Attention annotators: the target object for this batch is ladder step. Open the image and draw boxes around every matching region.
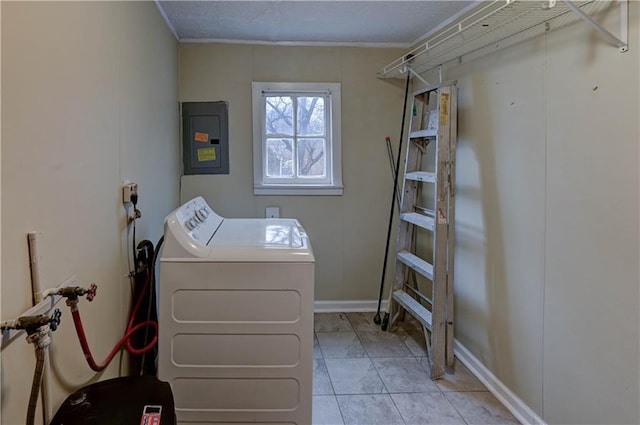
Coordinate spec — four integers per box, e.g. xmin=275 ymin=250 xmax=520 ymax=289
xmin=396 ymin=251 xmax=434 ymax=280
xmin=414 ymin=206 xmax=434 ymax=216
xmin=401 ymin=212 xmax=434 ymax=231
xmin=392 ymin=289 xmax=433 ymax=330
xmin=405 ymin=171 xmax=436 ymax=183
xmin=409 ymin=129 xmax=437 ymax=139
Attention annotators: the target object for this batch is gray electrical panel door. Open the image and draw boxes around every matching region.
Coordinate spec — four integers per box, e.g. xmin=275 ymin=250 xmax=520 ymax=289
xmin=182 ymin=102 xmax=229 ymax=175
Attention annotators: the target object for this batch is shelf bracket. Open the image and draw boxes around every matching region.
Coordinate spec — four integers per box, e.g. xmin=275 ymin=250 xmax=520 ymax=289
xmin=402 ymin=65 xmax=431 ymax=87
xmin=562 ymin=0 xmax=628 ymax=52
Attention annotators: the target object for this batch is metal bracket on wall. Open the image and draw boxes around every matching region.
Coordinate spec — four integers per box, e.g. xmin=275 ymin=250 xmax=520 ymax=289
xmin=403 ymin=66 xmax=430 ymax=87
xmin=563 ymin=0 xmax=628 ymax=52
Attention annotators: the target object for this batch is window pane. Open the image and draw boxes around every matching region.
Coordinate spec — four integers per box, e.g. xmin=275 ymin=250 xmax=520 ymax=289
xmin=265 ymin=96 xmax=293 ymax=135
xmin=266 ymin=138 xmax=293 ymax=177
xmin=297 ymin=138 xmax=326 ymax=177
xmin=297 ymin=96 xmax=325 ymax=136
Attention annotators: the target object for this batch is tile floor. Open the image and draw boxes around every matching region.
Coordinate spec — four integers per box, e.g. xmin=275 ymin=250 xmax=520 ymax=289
xmin=313 ymin=312 xmax=521 ymax=425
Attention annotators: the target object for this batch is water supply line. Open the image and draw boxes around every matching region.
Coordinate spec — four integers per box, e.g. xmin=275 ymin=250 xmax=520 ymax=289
xmin=27 ymin=328 xmax=49 ymax=425
xmin=50 ymin=280 xmax=157 ymax=372
xmin=27 ymin=231 xmax=52 ymax=424
xmin=28 ymin=233 xmax=44 ymax=305
xmin=1 ymin=310 xmax=61 ymax=425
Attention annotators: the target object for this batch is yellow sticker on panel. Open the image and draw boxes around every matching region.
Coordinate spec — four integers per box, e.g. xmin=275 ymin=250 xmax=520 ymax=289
xmin=197 ymin=147 xmax=216 ymax=162
xmin=440 ymin=93 xmax=450 ymax=125
xmin=194 ymin=132 xmax=209 ymax=142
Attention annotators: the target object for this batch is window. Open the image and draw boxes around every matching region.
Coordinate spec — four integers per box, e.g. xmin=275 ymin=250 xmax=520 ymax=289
xmin=252 ymin=82 xmax=342 ymax=195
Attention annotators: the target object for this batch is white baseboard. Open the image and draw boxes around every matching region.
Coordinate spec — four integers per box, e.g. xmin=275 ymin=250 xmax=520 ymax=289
xmin=454 ymin=340 xmax=547 ymax=425
xmin=313 ymin=302 xmax=545 ymax=425
xmin=314 ymin=299 xmax=388 ymax=313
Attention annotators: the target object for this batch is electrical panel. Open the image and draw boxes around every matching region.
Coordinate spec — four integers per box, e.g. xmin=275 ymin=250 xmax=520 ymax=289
xmin=182 ymin=102 xmax=229 ymax=175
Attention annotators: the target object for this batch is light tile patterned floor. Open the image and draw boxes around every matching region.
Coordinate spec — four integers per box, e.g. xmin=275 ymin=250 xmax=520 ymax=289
xmin=313 ymin=312 xmax=521 ymax=425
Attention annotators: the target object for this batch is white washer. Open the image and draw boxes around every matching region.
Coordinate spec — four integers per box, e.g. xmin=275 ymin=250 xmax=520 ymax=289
xmin=158 ymin=197 xmax=315 ymax=424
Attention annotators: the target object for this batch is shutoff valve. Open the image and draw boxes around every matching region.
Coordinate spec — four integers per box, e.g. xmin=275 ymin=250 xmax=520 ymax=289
xmin=0 ymin=308 xmax=62 ymax=335
xmin=65 ymin=284 xmax=97 ymax=311
xmin=42 ymin=284 xmax=98 ymax=312
xmin=46 ymin=284 xmax=97 ymax=302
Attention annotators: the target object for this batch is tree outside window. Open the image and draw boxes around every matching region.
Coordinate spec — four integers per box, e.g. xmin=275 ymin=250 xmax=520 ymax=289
xmin=264 ymin=95 xmax=327 ymax=179
xmin=252 ymin=82 xmax=342 ymax=196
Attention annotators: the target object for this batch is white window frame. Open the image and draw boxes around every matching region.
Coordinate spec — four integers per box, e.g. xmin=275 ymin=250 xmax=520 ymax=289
xmin=252 ymin=82 xmax=343 ymax=196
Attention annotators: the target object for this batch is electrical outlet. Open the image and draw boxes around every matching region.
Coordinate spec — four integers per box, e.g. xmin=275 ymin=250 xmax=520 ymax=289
xmin=265 ymin=207 xmax=279 ymax=218
xmin=123 ymin=183 xmax=138 ymax=204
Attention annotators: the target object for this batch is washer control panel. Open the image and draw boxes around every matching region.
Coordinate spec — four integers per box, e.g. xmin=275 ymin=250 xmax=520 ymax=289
xmin=174 ymin=196 xmax=223 ymax=245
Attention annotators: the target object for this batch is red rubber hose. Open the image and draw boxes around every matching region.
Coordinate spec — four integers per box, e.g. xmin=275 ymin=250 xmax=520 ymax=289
xmin=125 ymin=272 xmax=156 ymax=354
xmin=71 ymin=274 xmax=158 ymax=372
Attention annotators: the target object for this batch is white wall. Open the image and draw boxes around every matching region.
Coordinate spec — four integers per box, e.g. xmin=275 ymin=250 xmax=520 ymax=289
xmin=179 ymin=44 xmax=406 ymax=301
xmin=1 ymin=2 xmax=180 ymax=424
xmin=424 ymin=3 xmax=639 ymax=423
xmin=2 ymin=2 xmax=636 ymax=424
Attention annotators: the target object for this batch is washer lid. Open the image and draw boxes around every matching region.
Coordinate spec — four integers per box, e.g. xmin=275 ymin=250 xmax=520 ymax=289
xmin=204 ymin=218 xmax=314 ymax=262
xmin=210 ymin=218 xmax=303 ymax=248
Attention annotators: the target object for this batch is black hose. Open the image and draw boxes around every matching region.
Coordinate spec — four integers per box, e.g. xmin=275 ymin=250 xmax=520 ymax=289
xmin=132 ymin=219 xmax=137 ymax=273
xmin=139 ymin=235 xmax=164 ymax=374
xmin=374 ymin=70 xmax=412 ymax=326
xmin=131 ymin=193 xmax=140 ymax=275
xmin=27 ymin=346 xmax=46 ymax=425
xmin=152 ymin=236 xmax=164 ymax=276
xmin=149 ymin=235 xmax=164 ymax=324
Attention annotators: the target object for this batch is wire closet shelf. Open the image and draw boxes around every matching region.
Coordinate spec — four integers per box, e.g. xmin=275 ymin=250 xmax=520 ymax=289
xmin=378 ymin=0 xmax=624 ymax=79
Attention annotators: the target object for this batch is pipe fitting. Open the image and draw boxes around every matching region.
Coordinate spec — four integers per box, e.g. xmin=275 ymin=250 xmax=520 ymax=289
xmin=65 ymin=297 xmax=79 ymax=312
xmin=26 ymin=325 xmax=52 ymax=349
xmin=1 ymin=319 xmax=19 ymax=331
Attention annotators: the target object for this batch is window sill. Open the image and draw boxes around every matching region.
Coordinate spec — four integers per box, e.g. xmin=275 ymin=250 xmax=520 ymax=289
xmin=254 ymin=185 xmax=344 ymax=196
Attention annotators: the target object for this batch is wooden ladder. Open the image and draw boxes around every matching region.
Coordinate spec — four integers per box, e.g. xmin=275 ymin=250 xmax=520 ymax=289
xmin=386 ymin=81 xmax=457 ymax=379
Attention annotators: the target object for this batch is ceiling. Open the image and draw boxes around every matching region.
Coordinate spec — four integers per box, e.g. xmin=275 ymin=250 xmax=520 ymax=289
xmin=155 ymin=1 xmax=476 ymax=47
